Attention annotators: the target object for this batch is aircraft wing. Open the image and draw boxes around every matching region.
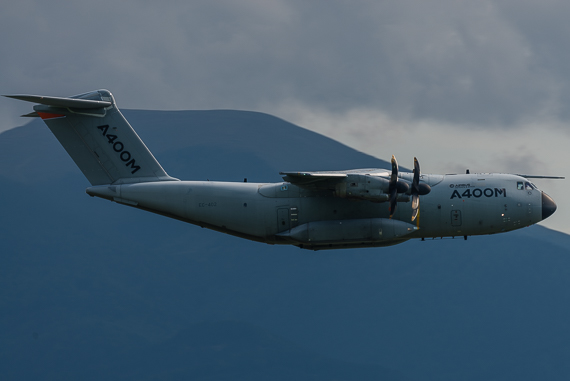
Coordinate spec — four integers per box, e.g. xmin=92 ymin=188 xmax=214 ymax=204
xmin=280 ymin=169 xmax=390 ymax=189
xmin=280 ymin=171 xmax=347 ymax=188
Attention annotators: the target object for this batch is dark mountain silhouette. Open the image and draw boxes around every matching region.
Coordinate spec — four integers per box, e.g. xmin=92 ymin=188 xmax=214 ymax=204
xmin=1 ymin=110 xmax=570 ymax=380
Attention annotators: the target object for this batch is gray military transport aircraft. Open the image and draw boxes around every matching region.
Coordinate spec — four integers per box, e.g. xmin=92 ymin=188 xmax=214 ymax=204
xmin=5 ymin=90 xmax=562 ymax=250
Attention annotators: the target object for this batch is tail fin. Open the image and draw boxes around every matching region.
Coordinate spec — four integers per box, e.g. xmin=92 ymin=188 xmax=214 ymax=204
xmin=5 ymin=90 xmax=177 ymax=185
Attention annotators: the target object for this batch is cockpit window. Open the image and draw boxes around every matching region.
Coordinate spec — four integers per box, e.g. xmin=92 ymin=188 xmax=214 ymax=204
xmin=518 ymin=181 xmax=538 ymax=190
xmin=525 ymin=182 xmax=537 ymax=190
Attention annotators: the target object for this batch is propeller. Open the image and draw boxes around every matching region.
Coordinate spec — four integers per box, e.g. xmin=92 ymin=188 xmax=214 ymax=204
xmin=388 ymin=155 xmax=430 ymax=220
xmin=388 ymin=155 xmax=398 ymax=218
xmin=410 ymin=157 xmax=431 ymax=221
xmin=388 ymin=155 xmax=409 ymax=218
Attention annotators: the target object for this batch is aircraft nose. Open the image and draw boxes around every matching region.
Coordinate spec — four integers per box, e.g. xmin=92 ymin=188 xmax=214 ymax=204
xmin=541 ymin=191 xmax=557 ymax=220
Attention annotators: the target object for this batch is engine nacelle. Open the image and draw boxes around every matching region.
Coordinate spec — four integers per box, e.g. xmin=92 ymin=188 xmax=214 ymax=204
xmin=334 ymin=175 xmax=409 ymax=202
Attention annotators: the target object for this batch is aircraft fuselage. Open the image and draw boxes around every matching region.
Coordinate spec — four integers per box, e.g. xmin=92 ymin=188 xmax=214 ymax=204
xmin=86 ymin=172 xmax=552 ymax=250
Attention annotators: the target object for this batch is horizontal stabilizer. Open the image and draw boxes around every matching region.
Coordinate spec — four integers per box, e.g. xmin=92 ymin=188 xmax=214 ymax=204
xmin=3 ymin=94 xmax=111 ymax=109
xmin=21 ymin=111 xmax=40 ymax=118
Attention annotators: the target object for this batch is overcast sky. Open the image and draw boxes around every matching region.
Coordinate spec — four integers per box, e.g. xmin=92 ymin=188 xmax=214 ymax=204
xmin=2 ymin=0 xmax=569 ymax=233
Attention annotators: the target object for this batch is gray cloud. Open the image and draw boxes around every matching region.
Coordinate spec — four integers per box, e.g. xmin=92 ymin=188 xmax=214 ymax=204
xmin=0 ymin=0 xmax=568 ymax=128
xmin=1 ymin=0 xmax=569 ymax=234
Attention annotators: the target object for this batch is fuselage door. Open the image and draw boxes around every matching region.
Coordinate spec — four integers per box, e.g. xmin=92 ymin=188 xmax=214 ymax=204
xmin=277 ymin=208 xmax=290 ymax=232
xmin=451 ymin=210 xmax=462 ymax=226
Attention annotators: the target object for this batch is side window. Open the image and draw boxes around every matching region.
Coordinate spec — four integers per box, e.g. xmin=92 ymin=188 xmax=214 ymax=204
xmin=517 ymin=182 xmax=524 ymax=190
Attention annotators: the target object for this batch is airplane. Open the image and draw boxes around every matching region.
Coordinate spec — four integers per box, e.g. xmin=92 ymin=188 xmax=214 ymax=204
xmin=5 ymin=89 xmax=562 ymax=250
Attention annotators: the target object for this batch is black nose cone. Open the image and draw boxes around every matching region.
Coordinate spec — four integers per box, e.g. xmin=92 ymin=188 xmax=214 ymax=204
xmin=542 ymin=192 xmax=557 ymax=220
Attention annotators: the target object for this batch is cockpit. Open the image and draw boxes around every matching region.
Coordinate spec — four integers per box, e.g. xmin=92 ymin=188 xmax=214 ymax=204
xmin=517 ymin=181 xmax=538 ymax=191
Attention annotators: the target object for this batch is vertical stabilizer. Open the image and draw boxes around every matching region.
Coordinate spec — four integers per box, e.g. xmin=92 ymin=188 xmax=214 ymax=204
xmin=5 ymin=90 xmax=177 ymax=186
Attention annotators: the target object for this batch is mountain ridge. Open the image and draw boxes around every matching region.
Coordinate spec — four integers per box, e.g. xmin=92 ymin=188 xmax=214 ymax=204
xmin=1 ymin=110 xmax=570 ymax=380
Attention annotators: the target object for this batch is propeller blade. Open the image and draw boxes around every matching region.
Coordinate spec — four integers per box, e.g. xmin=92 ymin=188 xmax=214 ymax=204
xmin=389 ymin=155 xmax=398 ymax=218
xmin=411 ymin=203 xmax=419 ymax=221
xmin=390 ymin=155 xmax=398 ymax=184
xmin=411 ymin=193 xmax=419 ymax=211
xmin=411 ymin=157 xmax=420 ymax=221
xmin=412 ymin=157 xmax=420 ymax=193
xmin=389 ymin=191 xmax=398 ymax=218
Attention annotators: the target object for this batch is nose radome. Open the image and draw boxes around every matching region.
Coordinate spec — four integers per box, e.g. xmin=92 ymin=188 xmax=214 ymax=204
xmin=542 ymin=191 xmax=557 ymax=220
